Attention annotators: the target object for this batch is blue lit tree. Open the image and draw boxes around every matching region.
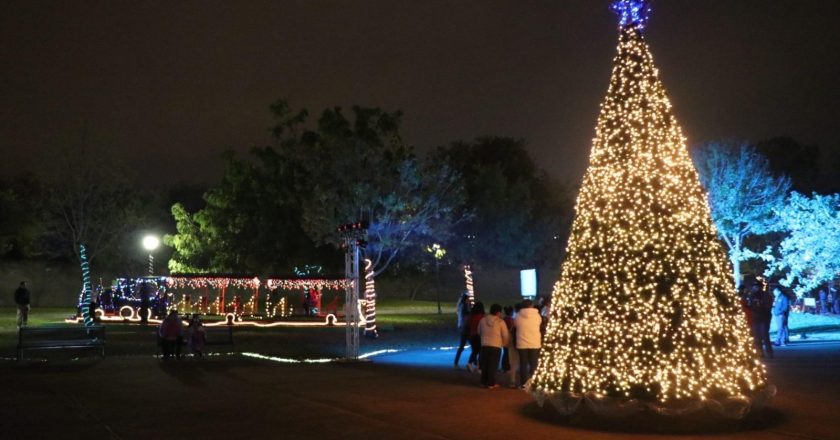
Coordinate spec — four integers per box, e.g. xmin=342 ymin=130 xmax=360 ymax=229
xmin=692 ymin=141 xmax=790 ymax=287
xmin=767 ymin=192 xmax=840 ymax=297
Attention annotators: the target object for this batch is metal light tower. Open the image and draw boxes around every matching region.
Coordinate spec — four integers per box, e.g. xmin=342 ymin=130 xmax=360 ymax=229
xmin=338 ymin=222 xmax=367 ymax=360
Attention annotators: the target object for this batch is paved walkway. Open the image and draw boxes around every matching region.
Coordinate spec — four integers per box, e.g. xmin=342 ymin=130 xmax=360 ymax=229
xmin=1 ymin=342 xmax=839 ymax=439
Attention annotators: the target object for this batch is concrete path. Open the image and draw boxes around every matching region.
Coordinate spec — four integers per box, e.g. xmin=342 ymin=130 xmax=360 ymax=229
xmin=1 ymin=341 xmax=839 ymax=439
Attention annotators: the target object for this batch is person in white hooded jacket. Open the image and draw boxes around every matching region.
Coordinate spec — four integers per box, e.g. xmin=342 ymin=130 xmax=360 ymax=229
xmin=513 ymin=299 xmax=542 ymax=388
xmin=477 ymin=303 xmax=509 ymax=389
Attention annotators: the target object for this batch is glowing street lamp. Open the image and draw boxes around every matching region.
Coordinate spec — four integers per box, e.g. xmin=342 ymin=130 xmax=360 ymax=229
xmin=142 ymin=235 xmax=160 ymax=276
xmin=426 ymin=243 xmax=447 ymax=314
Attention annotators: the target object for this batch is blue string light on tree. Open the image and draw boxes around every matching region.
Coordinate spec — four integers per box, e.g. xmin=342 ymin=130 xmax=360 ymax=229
xmin=79 ymin=244 xmax=95 ymax=327
xmin=610 ymin=0 xmax=652 ymax=29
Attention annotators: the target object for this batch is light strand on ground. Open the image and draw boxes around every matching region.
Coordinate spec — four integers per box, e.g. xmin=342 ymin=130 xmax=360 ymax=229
xmin=65 ymin=310 xmax=360 ymax=327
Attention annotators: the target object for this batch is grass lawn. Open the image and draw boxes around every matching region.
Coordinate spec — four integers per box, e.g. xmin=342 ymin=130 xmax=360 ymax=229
xmin=0 ymin=301 xmax=461 ymax=361
xmin=4 ymin=301 xmax=839 ymax=362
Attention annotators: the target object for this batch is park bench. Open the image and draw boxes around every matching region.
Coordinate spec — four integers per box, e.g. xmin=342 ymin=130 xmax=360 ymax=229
xmin=17 ymin=325 xmax=106 ymax=361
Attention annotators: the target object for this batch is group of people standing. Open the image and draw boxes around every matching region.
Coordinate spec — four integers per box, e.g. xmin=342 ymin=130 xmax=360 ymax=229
xmin=817 ymin=289 xmax=840 ymax=315
xmin=740 ymin=282 xmax=795 ymax=359
xmin=454 ymin=293 xmax=546 ymax=389
xmin=158 ymin=310 xmax=207 ymax=360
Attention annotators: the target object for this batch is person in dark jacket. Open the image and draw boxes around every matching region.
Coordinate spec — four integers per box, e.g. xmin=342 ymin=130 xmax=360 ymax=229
xmin=773 ymin=288 xmax=791 ymax=346
xmin=14 ymin=281 xmax=31 ymax=328
xmin=453 ymin=292 xmax=472 ymax=368
xmin=819 ymin=289 xmax=828 ymax=314
xmin=139 ymin=282 xmax=152 ymax=324
xmin=750 ymin=283 xmax=773 ymax=358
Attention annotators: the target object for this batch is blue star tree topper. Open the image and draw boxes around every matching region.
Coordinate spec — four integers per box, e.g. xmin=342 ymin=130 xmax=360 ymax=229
xmin=610 ymin=0 xmax=652 ymax=29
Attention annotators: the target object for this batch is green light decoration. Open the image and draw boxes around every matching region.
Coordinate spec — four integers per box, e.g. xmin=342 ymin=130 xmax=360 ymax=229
xmin=293 ymin=265 xmax=324 ymax=276
xmin=79 ymin=244 xmax=95 ymax=327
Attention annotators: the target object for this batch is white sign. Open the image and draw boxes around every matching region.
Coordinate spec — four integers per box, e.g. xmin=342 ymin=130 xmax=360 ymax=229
xmin=520 ymin=269 xmax=537 ymax=298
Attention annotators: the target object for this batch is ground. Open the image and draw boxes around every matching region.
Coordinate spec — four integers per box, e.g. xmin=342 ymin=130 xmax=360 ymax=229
xmin=2 ymin=305 xmax=840 ymax=440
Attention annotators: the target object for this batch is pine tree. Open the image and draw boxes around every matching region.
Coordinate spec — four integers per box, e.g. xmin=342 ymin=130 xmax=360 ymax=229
xmin=530 ymin=0 xmax=773 ymax=417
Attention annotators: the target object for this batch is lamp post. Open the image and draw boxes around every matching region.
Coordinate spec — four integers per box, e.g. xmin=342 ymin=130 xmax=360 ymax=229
xmin=426 ymin=243 xmax=446 ymax=315
xmin=142 ymin=235 xmax=160 ymax=276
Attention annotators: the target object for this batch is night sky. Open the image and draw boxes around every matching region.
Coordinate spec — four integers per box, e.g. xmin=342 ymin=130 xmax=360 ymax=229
xmin=2 ymin=0 xmax=838 ymax=186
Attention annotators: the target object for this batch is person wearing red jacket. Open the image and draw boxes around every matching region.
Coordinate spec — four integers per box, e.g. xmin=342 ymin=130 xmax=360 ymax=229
xmin=159 ymin=310 xmax=184 ymax=360
xmin=465 ymin=302 xmax=485 ymax=373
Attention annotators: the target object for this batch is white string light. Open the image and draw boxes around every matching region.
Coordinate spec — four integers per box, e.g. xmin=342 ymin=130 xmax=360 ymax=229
xmin=529 ymin=4 xmax=771 ymax=417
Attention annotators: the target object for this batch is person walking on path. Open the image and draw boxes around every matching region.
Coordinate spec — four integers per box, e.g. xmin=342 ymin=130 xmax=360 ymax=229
xmin=159 ymin=310 xmax=184 ymax=360
xmin=465 ymin=301 xmax=485 ymax=373
xmin=514 ymin=299 xmax=542 ymax=388
xmin=773 ymin=288 xmax=791 ymax=346
xmin=453 ymin=292 xmax=472 ymax=368
xmin=477 ymin=303 xmax=509 ymax=389
xmin=14 ymin=281 xmax=31 ymax=328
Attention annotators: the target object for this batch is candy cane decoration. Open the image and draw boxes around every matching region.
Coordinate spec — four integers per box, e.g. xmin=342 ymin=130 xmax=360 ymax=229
xmin=464 ymin=265 xmax=475 ymax=307
xmin=79 ymin=244 xmax=95 ymax=327
xmin=363 ymin=258 xmax=378 ymax=338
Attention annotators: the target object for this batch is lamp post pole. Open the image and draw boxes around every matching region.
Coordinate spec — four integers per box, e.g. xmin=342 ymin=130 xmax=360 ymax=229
xmin=435 ymin=257 xmax=441 ymax=314
xmin=426 ymin=243 xmax=446 ymax=315
xmin=142 ymin=235 xmax=160 ymax=276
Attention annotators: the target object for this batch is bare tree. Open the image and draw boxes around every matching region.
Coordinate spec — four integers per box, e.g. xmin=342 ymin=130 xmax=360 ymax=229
xmin=692 ymin=141 xmax=791 ymax=287
xmin=40 ymin=132 xmax=145 ymax=265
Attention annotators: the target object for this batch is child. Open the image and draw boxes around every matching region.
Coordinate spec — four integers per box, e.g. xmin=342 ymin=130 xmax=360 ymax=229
xmin=503 ymin=305 xmax=520 ymax=388
xmin=188 ymin=314 xmax=207 ymax=358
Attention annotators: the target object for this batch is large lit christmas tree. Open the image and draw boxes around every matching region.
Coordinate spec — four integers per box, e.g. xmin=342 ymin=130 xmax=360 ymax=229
xmin=530 ymin=0 xmax=774 ymax=418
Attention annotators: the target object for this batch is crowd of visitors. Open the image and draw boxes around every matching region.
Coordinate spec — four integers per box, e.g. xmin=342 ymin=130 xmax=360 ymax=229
xmin=158 ymin=310 xmax=206 ymax=360
xmin=738 ymin=281 xmax=821 ymax=357
xmin=454 ymin=295 xmax=547 ymax=389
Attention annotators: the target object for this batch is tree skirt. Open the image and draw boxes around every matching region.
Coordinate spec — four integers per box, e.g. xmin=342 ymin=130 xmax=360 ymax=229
xmin=528 ymin=384 xmax=776 ymax=419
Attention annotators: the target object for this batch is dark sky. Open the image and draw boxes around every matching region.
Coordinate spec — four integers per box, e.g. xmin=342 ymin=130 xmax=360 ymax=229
xmin=2 ymin=0 xmax=839 ymax=186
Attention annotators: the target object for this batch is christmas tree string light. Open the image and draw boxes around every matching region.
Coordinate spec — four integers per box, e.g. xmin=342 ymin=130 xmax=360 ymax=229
xmin=529 ymin=0 xmax=774 ymax=418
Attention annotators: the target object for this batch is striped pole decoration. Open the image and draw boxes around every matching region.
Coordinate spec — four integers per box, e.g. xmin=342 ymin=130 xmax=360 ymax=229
xmin=363 ymin=258 xmax=378 ymax=338
xmin=79 ymin=244 xmax=95 ymax=327
xmin=464 ymin=265 xmax=475 ymax=307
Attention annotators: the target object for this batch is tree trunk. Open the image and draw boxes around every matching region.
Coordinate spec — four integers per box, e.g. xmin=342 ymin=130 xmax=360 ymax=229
xmin=730 ymin=235 xmax=742 ymax=289
xmin=731 ymin=254 xmax=741 ymax=289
